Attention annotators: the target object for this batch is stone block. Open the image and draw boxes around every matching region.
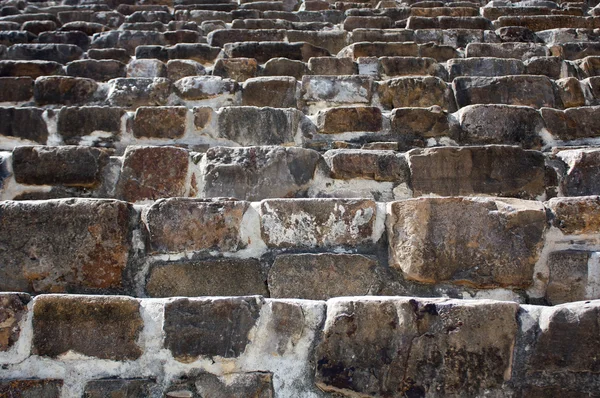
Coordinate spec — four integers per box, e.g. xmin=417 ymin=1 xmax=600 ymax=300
xmin=0 ymin=199 xmax=132 ymax=293
xmin=555 ymin=77 xmax=585 ymax=108
xmin=541 ymin=106 xmax=600 ymax=140
xmin=107 ymin=78 xmax=170 ymax=107
xmin=447 ymin=57 xmax=525 ymax=80
xmin=166 ymin=59 xmax=206 ymax=81
xmin=167 ymin=43 xmax=221 ymax=64
xmin=315 ymin=297 xmax=518 ymax=396
xmin=56 ymin=106 xmax=125 ymax=144
xmin=302 ymin=75 xmax=373 ymax=104
xmin=0 ymin=293 xmax=30 ymax=352
xmin=376 ymin=76 xmax=455 ymax=110
xmin=164 ymin=296 xmax=263 ymax=361
xmin=32 ymin=295 xmax=143 ymax=360
xmin=5 ymin=44 xmax=83 ymax=64
xmin=546 ymin=251 xmax=595 ymax=305
xmin=379 ymin=56 xmax=447 ymax=79
xmin=132 ymin=106 xmax=188 ymax=139
xmin=269 ymin=254 xmax=382 ymax=300
xmin=260 ymin=199 xmax=377 ymax=248
xmin=66 ymin=59 xmax=126 ymax=82
xmin=0 ymin=379 xmax=63 ymax=398
xmin=116 ymin=146 xmax=189 ymax=202
xmin=0 ymin=107 xmax=48 ymax=144
xmin=167 ymin=371 xmax=273 ymax=398
xmin=465 ymin=42 xmax=550 ymax=60
xmin=241 ymin=76 xmax=297 ymax=108
xmin=263 ymin=57 xmax=309 ymax=79
xmin=83 ymin=379 xmax=156 ymax=398
xmin=338 ymin=42 xmax=419 ymax=59
xmin=201 ymin=146 xmax=320 ymax=200
xmin=0 ymin=77 xmax=33 ymax=102
xmin=173 ymin=75 xmax=238 ymax=101
xmin=556 ymin=149 xmax=600 ymax=196
xmin=390 ymin=106 xmax=450 ymax=139
xmin=547 ymin=196 xmax=600 ymax=235
xmin=317 ymin=106 xmax=382 ymax=133
xmin=33 ymin=76 xmax=97 ymax=105
xmin=146 ymin=258 xmax=267 ymax=297
xmin=387 ymin=197 xmax=546 ymax=287
xmin=308 ymin=57 xmax=356 ymax=76
xmin=323 ymin=149 xmax=408 ymax=182
xmin=222 ymin=41 xmax=329 ymax=63
xmin=213 ymin=58 xmax=258 ymax=82
xmin=126 ymin=58 xmax=167 ymax=78
xmin=12 ymin=146 xmax=109 ymax=187
xmin=0 ymin=60 xmax=64 ymax=79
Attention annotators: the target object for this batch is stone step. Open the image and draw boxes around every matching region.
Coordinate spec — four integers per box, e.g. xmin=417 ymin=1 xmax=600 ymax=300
xmin=0 ymin=294 xmax=599 ymax=396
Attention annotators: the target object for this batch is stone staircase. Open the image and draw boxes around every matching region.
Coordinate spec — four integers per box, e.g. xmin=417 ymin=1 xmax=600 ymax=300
xmin=1 ymin=0 xmax=600 ymax=395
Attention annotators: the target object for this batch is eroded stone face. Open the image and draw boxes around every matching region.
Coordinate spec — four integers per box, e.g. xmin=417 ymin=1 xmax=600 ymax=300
xmin=269 ymin=254 xmax=382 ymax=300
xmin=323 ymin=149 xmax=409 ymax=182
xmin=83 ymin=379 xmax=156 ymax=398
xmin=164 ymin=296 xmax=263 ymax=361
xmin=202 ymin=146 xmax=320 ymax=200
xmin=556 ymin=149 xmax=600 ymax=196
xmin=547 ymin=196 xmax=600 ymax=235
xmin=315 ymin=297 xmax=518 ymax=397
xmin=167 ymin=371 xmax=274 ymax=398
xmin=0 ymin=199 xmax=132 ymax=294
xmin=0 ymin=293 xmax=30 ymax=352
xmin=546 ymin=251 xmax=593 ymax=305
xmin=316 ymin=106 xmax=382 ymax=134
xmin=32 ymin=295 xmax=143 ymax=360
xmin=387 ymin=197 xmax=547 ymax=287
xmin=0 ymin=379 xmax=63 ymax=398
xmin=132 ymin=106 xmax=188 ymax=139
xmin=376 ymin=76 xmax=455 ymax=110
xmin=260 ymin=199 xmax=377 ymax=248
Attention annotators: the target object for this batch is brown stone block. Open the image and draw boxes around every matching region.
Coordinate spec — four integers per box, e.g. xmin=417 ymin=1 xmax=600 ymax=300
xmin=323 ymin=149 xmax=408 ymax=182
xmin=0 ymin=293 xmax=30 ymax=352
xmin=317 ymin=106 xmax=382 ymax=134
xmin=132 ymin=106 xmax=187 ymax=139
xmin=547 ymin=196 xmax=600 ymax=234
xmin=242 ymin=77 xmax=297 ymax=108
xmin=377 ymin=76 xmax=455 ymax=110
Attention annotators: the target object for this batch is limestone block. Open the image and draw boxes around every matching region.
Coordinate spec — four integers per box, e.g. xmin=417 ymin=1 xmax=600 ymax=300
xmin=33 ymin=76 xmax=97 ymax=105
xmin=132 ymin=106 xmax=188 ymax=139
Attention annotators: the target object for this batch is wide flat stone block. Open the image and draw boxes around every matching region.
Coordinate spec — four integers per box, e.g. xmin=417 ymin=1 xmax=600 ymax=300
xmin=201 ymin=146 xmax=320 ymax=200
xmin=338 ymin=42 xmax=419 ymax=59
xmin=378 ymin=56 xmax=447 ymax=79
xmin=408 ymin=146 xmax=546 ymax=199
xmin=56 ymin=106 xmax=125 ymax=144
xmin=376 ymin=76 xmax=455 ymax=110
xmin=323 ymin=149 xmax=409 ymax=182
xmin=0 ymin=293 xmax=30 ymax=352
xmin=83 ymin=379 xmax=156 ymax=398
xmin=0 ymin=379 xmax=63 ymax=398
xmin=146 ymin=258 xmax=267 ymax=297
xmin=132 ymin=106 xmax=187 ymax=139
xmin=315 ymin=297 xmax=518 ymax=397
xmin=167 ymin=371 xmax=274 ymax=398
xmin=541 ymin=106 xmax=600 ymax=141
xmin=387 ymin=197 xmax=547 ymax=287
xmin=546 ymin=196 xmax=600 ymax=235
xmin=116 ymin=146 xmax=189 ymax=202
xmin=316 ymin=106 xmax=382 ymax=134
xmin=390 ymin=106 xmax=450 ymax=139
xmin=32 ymin=295 xmax=143 ymax=360
xmin=260 ymin=198 xmax=377 ymax=248
xmin=465 ymin=42 xmax=550 ymax=60
xmin=269 ymin=254 xmax=382 ymax=300
xmin=0 ymin=77 xmax=33 ymax=102
xmin=66 ymin=59 xmax=126 ymax=82
xmin=0 ymin=107 xmax=48 ymax=144
xmin=222 ymin=41 xmax=329 ymax=63
xmin=5 ymin=43 xmax=83 ymax=64
xmin=143 ymin=198 xmax=249 ymax=253
xmin=213 ymin=57 xmax=257 ymax=82
xmin=12 ymin=146 xmax=109 ymax=187
xmin=106 ymin=77 xmax=170 ymax=107
xmin=301 ymin=75 xmax=373 ymax=104
xmin=173 ymin=75 xmax=238 ymax=101
xmin=241 ymin=76 xmax=297 ymax=108
xmin=456 ymin=104 xmax=544 ymax=148
xmin=453 ymin=76 xmax=556 ymax=109
xmin=555 ymin=149 xmax=600 ymax=196
xmin=164 ymin=296 xmax=263 ymax=361
xmin=0 ymin=60 xmax=64 ymax=79
xmin=0 ymin=199 xmax=132 ymax=294
xmin=447 ymin=57 xmax=526 ymax=80
xmin=33 ymin=76 xmax=97 ymax=105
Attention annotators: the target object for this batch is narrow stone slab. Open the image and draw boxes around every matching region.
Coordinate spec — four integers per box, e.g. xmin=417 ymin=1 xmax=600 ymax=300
xmin=32 ymin=295 xmax=143 ymax=360
xmin=260 ymin=199 xmax=377 ymax=248
xmin=84 ymin=379 xmax=156 ymax=398
xmin=387 ymin=197 xmax=547 ymax=287
xmin=167 ymin=371 xmax=274 ymax=398
xmin=164 ymin=296 xmax=263 ymax=361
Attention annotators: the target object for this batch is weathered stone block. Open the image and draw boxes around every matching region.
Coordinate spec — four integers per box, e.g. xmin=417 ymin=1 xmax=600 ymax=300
xmin=107 ymin=78 xmax=170 ymax=107
xmin=202 ymin=146 xmax=319 ymax=200
xmin=379 ymin=56 xmax=447 ymax=79
xmin=0 ymin=77 xmax=33 ymax=102
xmin=126 ymin=58 xmax=167 ymax=78
xmin=0 ymin=107 xmax=48 ymax=144
xmin=302 ymin=75 xmax=373 ymax=104
xmin=241 ymin=76 xmax=297 ymax=108
xmin=0 ymin=60 xmax=64 ymax=79
xmin=317 ymin=106 xmax=382 ymax=134
xmin=213 ymin=57 xmax=258 ymax=82
xmin=116 ymin=146 xmax=189 ymax=202
xmin=547 ymin=196 xmax=600 ymax=235
xmin=323 ymin=149 xmax=408 ymax=182
xmin=338 ymin=42 xmax=419 ymax=59
xmin=556 ymin=149 xmax=600 ymax=196
xmin=32 ymin=295 xmax=143 ymax=360
xmin=91 ymin=30 xmax=166 ymax=54
xmin=456 ymin=104 xmax=544 ymax=148
xmin=56 ymin=106 xmax=125 ymax=144
xmin=217 ymin=107 xmax=305 ymax=146
xmin=164 ymin=296 xmax=263 ymax=361
xmin=83 ymin=379 xmax=156 ymax=398
xmin=453 ymin=76 xmax=556 ymax=109
xmin=308 ymin=57 xmax=356 ymax=76
xmin=447 ymin=57 xmax=526 ymax=80
xmin=166 ymin=59 xmax=206 ymax=81
xmin=0 ymin=199 xmax=132 ymax=293
xmin=0 ymin=293 xmax=30 ymax=352
xmin=33 ymin=76 xmax=97 ymax=105
xmin=263 ymin=57 xmax=309 ymax=79
xmin=167 ymin=371 xmax=274 ymax=398
xmin=143 ymin=198 xmax=249 ymax=253
xmin=222 ymin=41 xmax=329 ymax=63
xmin=132 ymin=106 xmax=187 ymax=139
xmin=173 ymin=75 xmax=238 ymax=101
xmin=38 ymin=31 xmax=90 ymax=52
xmin=377 ymin=76 xmax=455 ymax=110
xmin=390 ymin=106 xmax=450 ymax=138
xmin=407 ymin=146 xmax=546 ymax=199
xmin=555 ymin=77 xmax=585 ymax=108
xmin=207 ymin=29 xmax=286 ymax=48
xmin=12 ymin=146 xmax=109 ymax=187
xmin=465 ymin=42 xmax=550 ymax=60
xmin=546 ymin=251 xmax=595 ymax=305
xmin=269 ymin=254 xmax=382 ymax=300
xmin=315 ymin=297 xmax=518 ymax=397
xmin=146 ymin=258 xmax=267 ymax=297
xmin=260 ymin=199 xmax=377 ymax=248
xmin=66 ymin=59 xmax=126 ymax=82
xmin=343 ymin=16 xmax=392 ymax=31
xmin=5 ymin=44 xmax=83 ymax=64
xmin=0 ymin=379 xmax=63 ymax=398
xmin=388 ymin=197 xmax=546 ymax=287
xmin=541 ymin=106 xmax=600 ymax=140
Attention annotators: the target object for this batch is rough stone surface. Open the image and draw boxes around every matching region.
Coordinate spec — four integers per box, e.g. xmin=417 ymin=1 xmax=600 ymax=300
xmin=167 ymin=371 xmax=274 ymax=398
xmin=0 ymin=107 xmax=48 ymax=144
xmin=116 ymin=146 xmax=189 ymax=202
xmin=315 ymin=297 xmax=518 ymax=397
xmin=143 ymin=198 xmax=249 ymax=253
xmin=546 ymin=250 xmax=593 ymax=305
xmin=32 ymin=295 xmax=143 ymax=360
xmin=173 ymin=75 xmax=237 ymax=101
xmin=0 ymin=293 xmax=30 ymax=352
xmin=56 ymin=106 xmax=125 ymax=144
xmin=390 ymin=106 xmax=449 ymax=140
xmin=107 ymin=77 xmax=170 ymax=107
xmin=213 ymin=57 xmax=258 ymax=82
xmin=388 ymin=197 xmax=547 ymax=287
xmin=447 ymin=57 xmax=525 ymax=80
xmin=202 ymin=146 xmax=320 ymax=200
xmin=376 ymin=76 xmax=455 ymax=110
xmin=260 ymin=199 xmax=377 ymax=248
xmin=302 ymin=75 xmax=373 ymax=104
xmin=0 ymin=77 xmax=33 ymax=102
xmin=324 ymin=149 xmax=409 ymax=182
xmin=83 ymin=379 xmax=156 ymax=398
xmin=408 ymin=146 xmax=546 ymax=199
xmin=542 ymin=107 xmax=600 ymax=140
xmin=0 ymin=379 xmax=63 ymax=398
xmin=0 ymin=60 xmax=64 ymax=79
xmin=146 ymin=258 xmax=267 ymax=297
xmin=241 ymin=77 xmax=297 ymax=108
xmin=547 ymin=196 xmax=600 ymax=235
xmin=317 ymin=106 xmax=382 ymax=134
xmin=12 ymin=146 xmax=109 ymax=187
xmin=132 ymin=106 xmax=187 ymax=139
xmin=66 ymin=59 xmax=126 ymax=82
xmin=556 ymin=149 xmax=600 ymax=196
xmin=269 ymin=254 xmax=382 ymax=300
xmin=33 ymin=76 xmax=97 ymax=105
xmin=0 ymin=199 xmax=132 ymax=294
xmin=164 ymin=296 xmax=263 ymax=361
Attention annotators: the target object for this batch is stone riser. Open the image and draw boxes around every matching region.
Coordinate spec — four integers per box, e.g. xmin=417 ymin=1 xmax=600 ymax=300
xmin=0 ymin=294 xmax=598 ymax=397
xmin=0 ymin=195 xmax=599 ymax=304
